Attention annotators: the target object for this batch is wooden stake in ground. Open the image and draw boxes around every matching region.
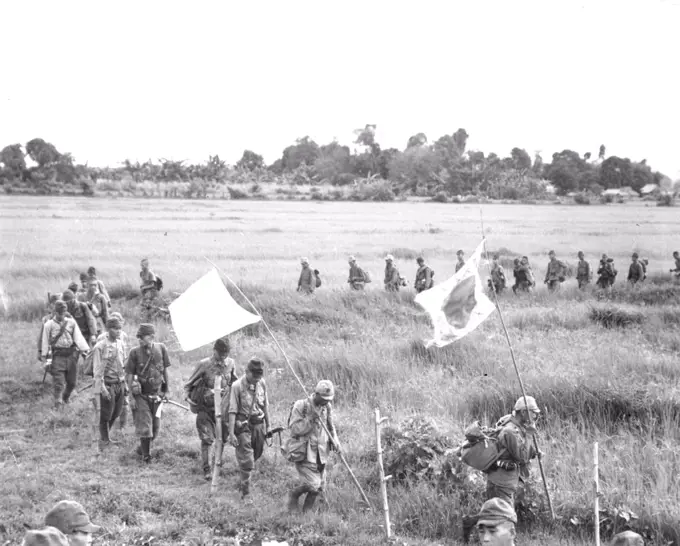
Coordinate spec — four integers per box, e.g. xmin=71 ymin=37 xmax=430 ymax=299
xmin=211 ymin=374 xmax=223 ymax=493
xmin=594 ymin=442 xmax=600 ymax=546
xmin=375 ymin=408 xmax=392 ymax=540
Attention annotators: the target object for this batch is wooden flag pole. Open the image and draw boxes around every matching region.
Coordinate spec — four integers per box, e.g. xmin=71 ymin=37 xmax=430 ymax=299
xmin=375 ymin=408 xmax=392 ymax=540
xmin=211 ymin=374 xmax=224 ymax=493
xmin=594 ymin=442 xmax=600 ymax=546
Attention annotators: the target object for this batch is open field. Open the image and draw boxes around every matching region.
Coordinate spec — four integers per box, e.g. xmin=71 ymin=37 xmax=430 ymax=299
xmin=1 ymin=196 xmax=680 ymax=545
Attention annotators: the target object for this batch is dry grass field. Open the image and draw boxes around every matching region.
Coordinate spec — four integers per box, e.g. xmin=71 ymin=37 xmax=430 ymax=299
xmin=1 ymin=196 xmax=679 ymax=545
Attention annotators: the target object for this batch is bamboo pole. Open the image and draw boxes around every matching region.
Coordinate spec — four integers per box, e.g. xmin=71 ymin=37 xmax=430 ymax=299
xmin=211 ymin=374 xmax=223 ymax=493
xmin=594 ymin=442 xmax=600 ymax=546
xmin=375 ymin=408 xmax=392 ymax=540
xmin=479 ymin=213 xmax=555 ymax=520
xmin=205 ymin=257 xmax=372 ymax=510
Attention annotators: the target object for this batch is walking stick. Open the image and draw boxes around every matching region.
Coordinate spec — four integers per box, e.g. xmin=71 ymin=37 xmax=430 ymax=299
xmin=375 ymin=408 xmax=392 ymax=539
xmin=479 ymin=214 xmax=555 ymax=520
xmin=205 ymin=257 xmax=372 ymax=510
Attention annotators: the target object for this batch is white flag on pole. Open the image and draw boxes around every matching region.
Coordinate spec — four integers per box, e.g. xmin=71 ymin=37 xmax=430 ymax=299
xmin=169 ymin=268 xmax=261 ymax=352
xmin=414 ymin=240 xmax=495 ymax=348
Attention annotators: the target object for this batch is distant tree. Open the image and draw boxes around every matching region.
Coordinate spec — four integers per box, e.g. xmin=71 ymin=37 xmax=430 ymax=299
xmin=510 ymin=148 xmax=532 ymax=171
xmin=281 ymin=136 xmax=319 ymax=171
xmin=545 ymin=150 xmax=590 ymax=194
xmin=406 ymin=133 xmax=428 ymax=149
xmin=598 ymin=144 xmax=606 ymax=160
xmin=25 ymin=138 xmax=61 ymax=167
xmin=354 ymin=124 xmax=379 ymax=151
xmin=630 ymin=161 xmax=655 ymax=194
xmin=532 ymin=151 xmax=543 ymax=175
xmin=353 ymin=124 xmax=382 ymax=177
xmin=0 ymin=144 xmax=26 ymax=174
xmin=388 ymin=146 xmax=439 ymax=193
xmin=452 ymin=128 xmax=469 ymax=155
xmin=584 ymin=152 xmax=592 ymax=161
xmin=600 ymin=156 xmax=633 ymax=189
xmin=204 ymin=155 xmax=226 ymax=180
xmin=236 ymin=150 xmax=264 ymax=171
xmin=314 ymin=141 xmax=352 ymax=184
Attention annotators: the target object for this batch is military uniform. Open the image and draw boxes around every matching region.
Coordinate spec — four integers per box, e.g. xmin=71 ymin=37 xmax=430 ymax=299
xmin=140 ymin=267 xmax=158 ymax=320
xmin=628 ymin=260 xmax=645 ymax=285
xmin=184 ymin=356 xmax=237 ymax=476
xmin=348 ymin=263 xmax=367 ymax=290
xmin=544 ymin=258 xmax=567 ymax=291
xmin=40 ymin=315 xmax=90 ymax=407
xmin=486 ymin=415 xmax=536 ymax=505
xmin=125 ymin=341 xmax=171 ymax=460
xmin=455 ymin=259 xmax=465 ymax=273
xmin=489 ymin=263 xmax=506 ymax=293
xmin=97 ymin=328 xmax=130 ymax=430
xmin=415 ymin=264 xmax=433 ymax=293
xmin=228 ymin=374 xmax=269 ymax=496
xmin=576 ymin=258 xmax=591 ymax=289
xmin=298 ymin=264 xmax=315 ymax=294
xmin=92 ymin=335 xmax=126 ymax=445
xmin=64 ymin=295 xmax=97 ymax=346
xmin=384 ymin=263 xmax=400 ymax=291
xmin=596 ymin=259 xmax=617 ymax=289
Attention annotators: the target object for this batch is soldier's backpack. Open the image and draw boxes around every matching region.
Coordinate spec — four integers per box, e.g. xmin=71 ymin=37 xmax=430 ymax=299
xmin=314 ymin=269 xmax=322 ymax=288
xmin=363 ymin=270 xmax=372 ymax=283
xmin=282 ymin=400 xmax=309 ymax=463
xmin=459 ymin=417 xmax=510 ymax=472
xmin=155 ymin=276 xmax=164 ymax=292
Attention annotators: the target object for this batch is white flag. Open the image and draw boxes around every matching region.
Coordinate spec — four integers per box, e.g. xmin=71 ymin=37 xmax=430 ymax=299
xmin=414 ymin=240 xmax=495 ymax=348
xmin=169 ymin=268 xmax=261 ymax=352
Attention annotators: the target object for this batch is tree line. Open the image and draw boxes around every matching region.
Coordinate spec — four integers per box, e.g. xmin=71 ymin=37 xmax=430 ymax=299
xmin=0 ymin=127 xmax=674 ymax=199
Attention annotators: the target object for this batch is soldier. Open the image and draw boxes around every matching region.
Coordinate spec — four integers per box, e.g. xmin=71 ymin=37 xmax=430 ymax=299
xmin=139 ymin=258 xmax=159 ymax=320
xmin=37 ymin=294 xmax=59 ymax=361
xmin=544 ymin=250 xmax=567 ymax=292
xmin=628 ymin=252 xmax=645 ymax=286
xmin=44 ymin=500 xmax=101 ymax=546
xmin=77 ymin=273 xmax=90 ymax=302
xmin=475 ymin=498 xmax=517 ymax=546
xmin=488 ymin=254 xmax=506 ymax=294
xmin=21 ymin=527 xmax=68 ymax=546
xmin=384 ymin=255 xmax=400 ymax=291
xmin=92 ymin=317 xmax=127 ymax=450
xmin=97 ymin=312 xmax=130 ymax=433
xmin=347 ymin=256 xmax=367 ymax=290
xmin=611 ymin=531 xmax=644 ymax=545
xmin=455 ymin=250 xmax=465 ymax=273
xmin=61 ymin=290 xmax=97 ymax=348
xmin=486 ymin=395 xmax=541 ymax=505
xmin=414 ymin=257 xmax=433 ymax=293
xmin=576 ymin=251 xmax=591 ymax=290
xmin=596 ymin=254 xmax=617 ymax=289
xmin=671 ymin=251 xmax=680 ymax=280
xmin=87 ymin=277 xmax=109 ymax=333
xmin=521 ymin=256 xmax=536 ymax=289
xmin=39 ymin=300 xmax=90 ymax=409
xmin=125 ymin=323 xmax=171 ymax=463
xmin=297 ymin=257 xmax=315 ymax=294
xmin=184 ymin=338 xmax=237 ymax=480
xmin=87 ymin=266 xmax=111 ymax=307
xmin=227 ymin=358 xmax=270 ymax=500
xmin=287 ymin=380 xmax=339 ymax=513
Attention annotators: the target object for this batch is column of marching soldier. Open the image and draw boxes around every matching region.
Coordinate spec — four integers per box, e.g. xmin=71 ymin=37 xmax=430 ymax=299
xmin=32 ymin=251 xmax=679 ymax=545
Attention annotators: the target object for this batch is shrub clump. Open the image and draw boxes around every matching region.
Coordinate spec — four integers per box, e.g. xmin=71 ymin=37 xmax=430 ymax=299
xmin=431 ymin=191 xmax=448 ymax=203
xmin=573 ymin=192 xmax=590 ymax=205
xmin=227 ymin=186 xmax=248 ymax=200
xmin=656 ymin=194 xmax=674 ymax=207
xmin=589 ymin=305 xmax=645 ymax=328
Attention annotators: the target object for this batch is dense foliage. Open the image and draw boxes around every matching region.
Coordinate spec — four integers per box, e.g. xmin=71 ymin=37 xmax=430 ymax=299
xmin=1 ymin=128 xmax=677 ymax=199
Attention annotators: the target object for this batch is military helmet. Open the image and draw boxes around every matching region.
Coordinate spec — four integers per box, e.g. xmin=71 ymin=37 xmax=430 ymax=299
xmin=513 ymin=395 xmax=540 ymax=413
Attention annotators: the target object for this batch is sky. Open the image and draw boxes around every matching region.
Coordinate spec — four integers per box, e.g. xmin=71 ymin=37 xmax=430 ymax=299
xmin=1 ymin=0 xmax=679 ymax=178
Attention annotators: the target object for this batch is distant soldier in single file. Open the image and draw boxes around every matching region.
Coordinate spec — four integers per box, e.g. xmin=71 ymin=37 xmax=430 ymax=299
xmin=455 ymin=250 xmax=465 ymax=273
xmin=414 ymin=257 xmax=434 ymax=293
xmin=544 ymin=250 xmax=567 ymax=292
xmin=575 ymin=251 xmax=592 ymax=290
xmin=347 ymin=256 xmax=368 ymax=290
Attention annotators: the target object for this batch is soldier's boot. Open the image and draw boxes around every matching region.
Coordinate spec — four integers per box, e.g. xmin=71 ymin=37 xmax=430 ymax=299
xmin=302 ymin=491 xmax=319 ymax=513
xmin=98 ymin=423 xmax=110 ymax=450
xmin=141 ymin=438 xmax=151 ymax=463
xmin=287 ymin=485 xmax=308 ymax=512
xmin=201 ymin=445 xmax=211 ymax=481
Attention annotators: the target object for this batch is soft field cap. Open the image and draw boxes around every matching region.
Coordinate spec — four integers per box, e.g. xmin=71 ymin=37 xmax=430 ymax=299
xmin=476 ymin=498 xmax=517 ymax=526
xmin=44 ymin=500 xmax=101 ymax=534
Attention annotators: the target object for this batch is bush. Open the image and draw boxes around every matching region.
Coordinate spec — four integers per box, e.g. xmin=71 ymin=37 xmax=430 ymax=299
xmin=657 ymin=194 xmax=674 ymax=207
xmin=227 ymin=186 xmax=248 ymax=200
xmin=589 ymin=305 xmax=645 ymax=328
xmin=431 ymin=191 xmax=448 ymax=203
xmin=573 ymin=192 xmax=590 ymax=205
xmin=350 ymin=180 xmax=395 ymax=202
xmin=600 ymin=194 xmax=614 ymax=204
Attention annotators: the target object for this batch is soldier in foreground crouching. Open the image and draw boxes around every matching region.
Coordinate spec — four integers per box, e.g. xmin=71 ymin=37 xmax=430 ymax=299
xmin=287 ymin=380 xmax=339 ymax=513
xmin=184 ymin=337 xmax=237 ymax=480
xmin=125 ymin=323 xmax=171 ymax=463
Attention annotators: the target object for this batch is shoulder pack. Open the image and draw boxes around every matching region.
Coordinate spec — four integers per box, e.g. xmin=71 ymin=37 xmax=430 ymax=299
xmin=459 ymin=420 xmax=506 ymax=472
xmin=282 ymin=399 xmax=310 ymax=463
xmin=363 ymin=269 xmax=372 ymax=283
xmin=155 ymin=276 xmax=163 ymax=291
xmin=313 ymin=269 xmax=322 ymax=288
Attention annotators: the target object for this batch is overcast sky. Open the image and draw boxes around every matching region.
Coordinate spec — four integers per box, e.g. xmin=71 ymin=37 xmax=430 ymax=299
xmin=1 ymin=0 xmax=679 ymax=178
